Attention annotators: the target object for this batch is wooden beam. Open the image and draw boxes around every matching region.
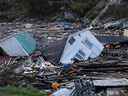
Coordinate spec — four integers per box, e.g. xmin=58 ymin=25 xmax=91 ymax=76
xmin=93 ymin=79 xmax=128 ymax=87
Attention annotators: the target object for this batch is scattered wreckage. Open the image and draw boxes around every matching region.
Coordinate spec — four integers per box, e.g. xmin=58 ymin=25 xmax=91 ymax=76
xmin=104 ymin=19 xmax=128 ymax=30
xmin=1 ymin=21 xmax=128 ymax=96
xmin=52 ymin=78 xmax=128 ymax=96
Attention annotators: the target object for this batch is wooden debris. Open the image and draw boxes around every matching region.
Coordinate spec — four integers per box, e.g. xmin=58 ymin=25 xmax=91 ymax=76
xmin=94 ymin=79 xmax=128 ymax=87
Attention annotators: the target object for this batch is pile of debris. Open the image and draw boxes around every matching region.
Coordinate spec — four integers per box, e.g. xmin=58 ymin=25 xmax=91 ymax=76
xmin=0 ymin=17 xmax=128 ymax=96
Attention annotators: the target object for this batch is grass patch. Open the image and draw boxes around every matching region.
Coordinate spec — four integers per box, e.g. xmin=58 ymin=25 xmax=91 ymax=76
xmin=0 ymin=86 xmax=47 ymax=96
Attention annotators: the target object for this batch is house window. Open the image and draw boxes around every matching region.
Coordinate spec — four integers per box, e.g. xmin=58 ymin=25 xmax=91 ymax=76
xmin=69 ymin=37 xmax=75 ymax=45
xmin=82 ymin=39 xmax=93 ymax=49
xmin=78 ymin=50 xmax=85 ymax=57
xmin=75 ymin=53 xmax=83 ymax=60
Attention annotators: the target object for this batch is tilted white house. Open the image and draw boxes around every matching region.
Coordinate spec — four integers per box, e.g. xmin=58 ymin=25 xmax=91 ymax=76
xmin=60 ymin=29 xmax=104 ymax=64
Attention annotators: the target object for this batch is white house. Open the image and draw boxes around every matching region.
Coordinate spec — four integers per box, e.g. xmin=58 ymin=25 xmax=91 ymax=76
xmin=60 ymin=29 xmax=104 ymax=64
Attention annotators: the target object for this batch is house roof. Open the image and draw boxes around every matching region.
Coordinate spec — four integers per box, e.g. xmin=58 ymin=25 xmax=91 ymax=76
xmin=0 ymin=30 xmax=18 ymax=41
xmin=0 ymin=31 xmax=26 ymax=42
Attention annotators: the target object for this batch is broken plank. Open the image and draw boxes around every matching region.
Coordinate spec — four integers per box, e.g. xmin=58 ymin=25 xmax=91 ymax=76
xmin=80 ymin=67 xmax=128 ymax=72
xmin=94 ymin=79 xmax=128 ymax=87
